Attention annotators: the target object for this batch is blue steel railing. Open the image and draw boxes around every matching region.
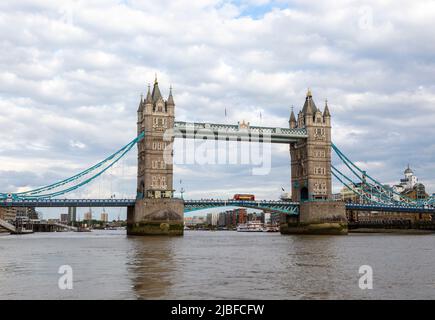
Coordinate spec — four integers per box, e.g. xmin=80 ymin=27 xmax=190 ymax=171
xmin=0 ymin=199 xmax=136 ymax=208
xmin=0 ymin=198 xmax=433 ymax=214
xmin=181 ymin=199 xmax=300 ymax=215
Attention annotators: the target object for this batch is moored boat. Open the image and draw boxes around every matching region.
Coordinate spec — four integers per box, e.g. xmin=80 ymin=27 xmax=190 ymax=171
xmin=236 ymin=221 xmax=264 ymax=232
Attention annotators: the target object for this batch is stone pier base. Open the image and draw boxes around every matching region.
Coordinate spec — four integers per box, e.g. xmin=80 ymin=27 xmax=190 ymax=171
xmin=281 ymin=201 xmax=348 ymax=235
xmin=127 ymin=198 xmax=184 ymax=236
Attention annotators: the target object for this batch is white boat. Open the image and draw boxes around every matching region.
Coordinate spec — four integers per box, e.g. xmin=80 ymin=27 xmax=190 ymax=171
xmin=237 ymin=221 xmax=264 ymax=232
xmin=262 ymin=226 xmax=280 ymax=232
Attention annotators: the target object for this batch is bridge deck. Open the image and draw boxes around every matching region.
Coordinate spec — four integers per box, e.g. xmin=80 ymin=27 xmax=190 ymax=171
xmin=0 ymin=199 xmax=136 ymax=208
xmin=184 ymin=199 xmax=300 ymax=215
xmin=0 ymin=199 xmax=433 ymax=214
xmin=173 ymin=121 xmax=308 ymax=144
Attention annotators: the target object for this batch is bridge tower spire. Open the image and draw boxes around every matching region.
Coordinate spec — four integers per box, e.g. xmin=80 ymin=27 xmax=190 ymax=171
xmin=289 ymin=106 xmax=296 ymax=129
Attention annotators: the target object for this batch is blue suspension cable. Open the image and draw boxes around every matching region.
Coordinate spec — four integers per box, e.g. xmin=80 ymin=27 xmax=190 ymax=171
xmin=18 ymin=139 xmax=137 ymax=200
xmin=331 ymin=166 xmax=380 ymax=204
xmin=3 ymin=132 xmax=144 ymax=200
xmin=332 ymin=143 xmax=416 ymax=204
xmin=332 ymin=152 xmax=398 ymax=204
xmin=16 ymin=136 xmax=138 ymax=196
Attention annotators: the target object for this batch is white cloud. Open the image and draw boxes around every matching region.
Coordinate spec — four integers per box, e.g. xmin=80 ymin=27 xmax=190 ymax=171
xmin=70 ymin=140 xmax=86 ymax=149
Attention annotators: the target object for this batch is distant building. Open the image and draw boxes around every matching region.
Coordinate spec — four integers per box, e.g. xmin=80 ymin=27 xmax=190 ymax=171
xmin=0 ymin=207 xmax=16 ymax=233
xmin=27 ymin=208 xmax=38 ymax=220
xmin=403 ymin=183 xmax=428 ymax=201
xmin=60 ymin=214 xmax=69 ymax=223
xmin=236 ymin=208 xmax=247 ymax=224
xmin=260 ymin=212 xmax=265 ymax=223
xmin=264 ymin=212 xmax=271 ymax=224
xmin=225 ymin=210 xmax=233 ymax=227
xmin=339 ymin=165 xmax=429 ymax=204
xmin=101 ymin=213 xmax=109 ymax=223
xmin=340 ymin=185 xmax=361 ymax=203
xmin=393 ymin=165 xmax=428 ymax=200
xmin=218 ymin=212 xmax=226 ymax=227
xmin=217 ymin=208 xmax=252 ymax=228
xmin=68 ymin=207 xmax=77 ymax=223
xmin=184 ymin=209 xmax=267 ymax=229
xmin=340 ymin=183 xmax=385 ymax=203
xmin=206 ymin=212 xmax=219 ymax=226
xmin=355 ymin=211 xmax=431 ymax=223
xmin=184 ymin=216 xmax=193 ymax=226
xmin=0 ymin=207 xmax=37 ymax=222
xmin=393 ymin=165 xmax=418 ymax=193
xmin=0 ymin=207 xmax=39 ymax=232
xmin=84 ymin=211 xmax=93 ymax=221
xmin=184 ymin=216 xmax=206 ymax=227
xmin=247 ymin=212 xmax=259 ymax=222
xmin=0 ymin=207 xmax=17 ymax=222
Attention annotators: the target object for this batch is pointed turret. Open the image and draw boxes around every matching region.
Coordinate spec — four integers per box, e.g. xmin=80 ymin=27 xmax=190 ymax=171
xmin=289 ymin=106 xmax=296 ymax=128
xmin=302 ymin=88 xmax=317 ymax=115
xmin=145 ymin=84 xmax=152 ymax=104
xmin=323 ymin=99 xmax=331 ymax=117
xmin=167 ymin=85 xmax=175 ymax=106
xmin=151 ymin=75 xmax=163 ymax=102
xmin=137 ymin=93 xmax=144 ymax=112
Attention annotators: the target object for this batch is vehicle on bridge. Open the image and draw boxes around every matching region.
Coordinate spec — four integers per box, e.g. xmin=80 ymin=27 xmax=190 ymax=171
xmin=233 ymin=194 xmax=255 ymax=201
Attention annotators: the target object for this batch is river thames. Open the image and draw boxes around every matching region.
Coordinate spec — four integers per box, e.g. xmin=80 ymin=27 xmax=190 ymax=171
xmin=0 ymin=230 xmax=434 ymax=300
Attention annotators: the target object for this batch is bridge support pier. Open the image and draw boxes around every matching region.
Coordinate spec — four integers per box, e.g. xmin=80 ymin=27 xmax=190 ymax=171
xmin=280 ymin=201 xmax=348 ymax=235
xmin=127 ymin=198 xmax=184 ymax=236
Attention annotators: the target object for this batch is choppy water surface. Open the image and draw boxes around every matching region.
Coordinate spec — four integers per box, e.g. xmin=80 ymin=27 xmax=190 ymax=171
xmin=0 ymin=230 xmax=434 ymax=299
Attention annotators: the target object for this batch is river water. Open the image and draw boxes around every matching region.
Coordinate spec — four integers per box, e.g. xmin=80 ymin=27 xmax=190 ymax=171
xmin=0 ymin=230 xmax=434 ymax=300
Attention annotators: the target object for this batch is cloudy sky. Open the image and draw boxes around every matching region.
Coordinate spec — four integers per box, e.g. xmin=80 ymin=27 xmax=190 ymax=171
xmin=1 ymin=0 xmax=434 ymax=219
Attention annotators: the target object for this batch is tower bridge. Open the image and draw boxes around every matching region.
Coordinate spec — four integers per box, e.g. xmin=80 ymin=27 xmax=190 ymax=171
xmin=130 ymin=79 xmax=347 ymax=235
xmin=1 ymin=77 xmax=434 ymax=235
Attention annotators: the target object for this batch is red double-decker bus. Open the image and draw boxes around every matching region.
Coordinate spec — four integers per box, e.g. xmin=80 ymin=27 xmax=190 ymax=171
xmin=233 ymin=194 xmax=255 ymax=201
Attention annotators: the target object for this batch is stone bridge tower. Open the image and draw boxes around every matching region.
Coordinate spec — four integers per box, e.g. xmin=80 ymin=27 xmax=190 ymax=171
xmin=290 ymin=89 xmax=332 ymax=202
xmin=137 ymin=77 xmax=175 ymax=199
xmin=127 ymin=77 xmax=184 ymax=236
xmin=282 ymin=90 xmax=347 ymax=235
